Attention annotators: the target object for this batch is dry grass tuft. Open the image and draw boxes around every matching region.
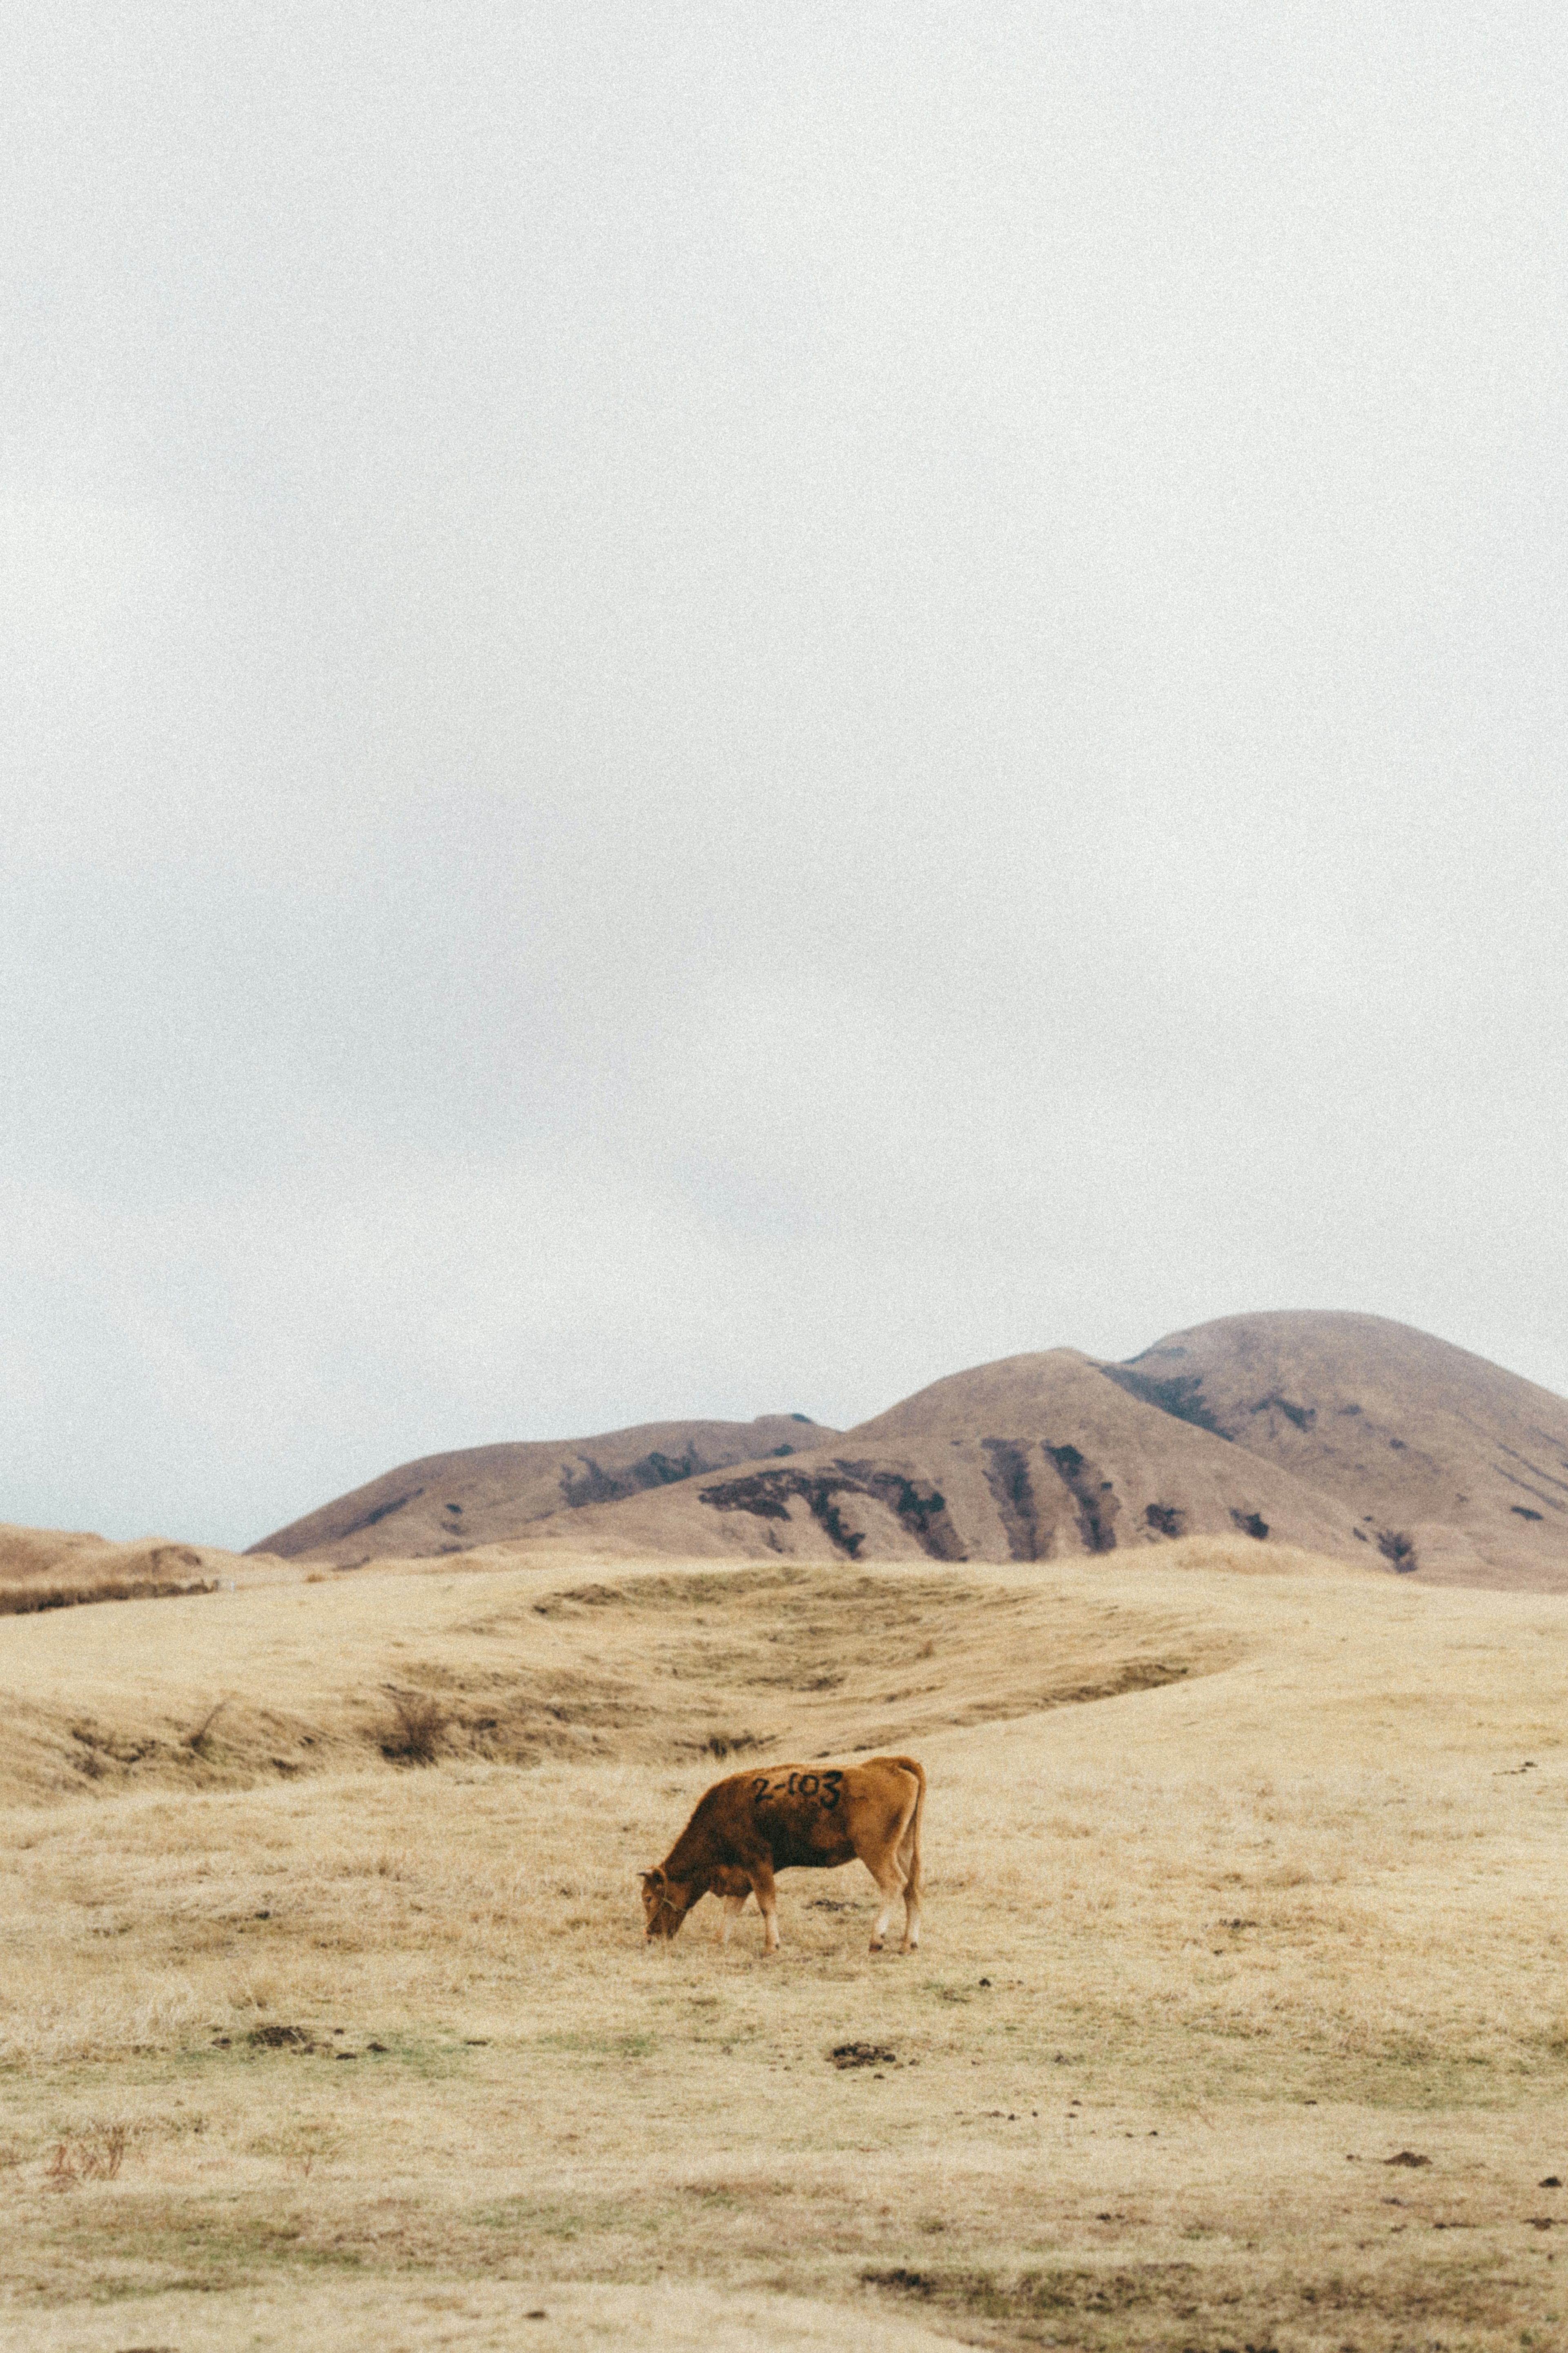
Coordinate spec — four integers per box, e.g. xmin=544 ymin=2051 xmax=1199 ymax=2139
xmin=379 ymin=1688 xmax=449 ymax=1764
xmin=43 ymin=2123 xmax=130 ymax=2189
xmin=182 ymin=1697 xmax=230 ymax=1754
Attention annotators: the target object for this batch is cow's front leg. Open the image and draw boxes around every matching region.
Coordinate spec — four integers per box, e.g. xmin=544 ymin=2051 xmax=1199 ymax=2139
xmin=746 ymin=1860 xmax=780 ymax=1955
xmin=715 ymin=1892 xmax=748 ymax=1947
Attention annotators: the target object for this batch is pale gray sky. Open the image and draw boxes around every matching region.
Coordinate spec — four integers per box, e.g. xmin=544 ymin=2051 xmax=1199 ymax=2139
xmin=3 ymin=2 xmax=1566 ymax=1549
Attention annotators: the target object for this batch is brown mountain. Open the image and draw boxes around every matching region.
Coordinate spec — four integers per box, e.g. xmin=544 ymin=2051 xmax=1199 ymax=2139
xmin=1115 ymin=1311 xmax=1568 ymax=1587
xmin=369 ymin=1350 xmax=1373 ymax=1571
xmin=248 ymin=1414 xmax=835 ymax=1567
xmin=252 ymin=1314 xmax=1568 ymax=1592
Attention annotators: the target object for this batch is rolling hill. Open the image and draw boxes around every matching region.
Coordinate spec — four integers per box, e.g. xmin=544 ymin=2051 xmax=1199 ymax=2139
xmin=0 ymin=1522 xmax=260 ymax=1604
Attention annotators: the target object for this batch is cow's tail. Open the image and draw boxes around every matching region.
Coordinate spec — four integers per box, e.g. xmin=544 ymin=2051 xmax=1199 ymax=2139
xmin=880 ymin=1753 xmax=924 ymax=1893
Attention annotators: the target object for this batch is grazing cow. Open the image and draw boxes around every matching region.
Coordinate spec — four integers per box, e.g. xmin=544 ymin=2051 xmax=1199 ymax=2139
xmin=640 ymin=1754 xmax=924 ymax=1956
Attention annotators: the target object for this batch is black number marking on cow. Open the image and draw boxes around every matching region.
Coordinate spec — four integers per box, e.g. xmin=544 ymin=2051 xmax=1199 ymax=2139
xmin=751 ymin=1769 xmax=846 ymax=1809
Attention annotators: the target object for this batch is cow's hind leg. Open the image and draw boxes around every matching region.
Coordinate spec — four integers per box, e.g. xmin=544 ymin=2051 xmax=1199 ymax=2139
xmin=866 ymin=1855 xmax=909 ymax=1954
xmin=897 ymin=1822 xmax=922 ymax=1953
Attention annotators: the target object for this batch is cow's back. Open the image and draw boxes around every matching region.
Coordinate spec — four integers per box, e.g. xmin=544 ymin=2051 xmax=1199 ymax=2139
xmin=671 ymin=1757 xmax=922 ymax=1878
xmin=726 ymin=1761 xmax=917 ymax=1869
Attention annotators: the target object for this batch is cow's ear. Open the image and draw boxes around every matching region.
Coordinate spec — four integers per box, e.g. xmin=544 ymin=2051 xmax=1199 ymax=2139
xmin=639 ymin=1868 xmax=662 ymax=1889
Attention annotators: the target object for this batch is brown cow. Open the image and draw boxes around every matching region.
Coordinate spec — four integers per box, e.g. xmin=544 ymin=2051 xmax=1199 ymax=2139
xmin=640 ymin=1754 xmax=924 ymax=1956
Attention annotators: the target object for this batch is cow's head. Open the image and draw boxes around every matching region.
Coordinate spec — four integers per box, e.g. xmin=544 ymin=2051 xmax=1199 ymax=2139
xmin=639 ymin=1866 xmax=694 ymax=1941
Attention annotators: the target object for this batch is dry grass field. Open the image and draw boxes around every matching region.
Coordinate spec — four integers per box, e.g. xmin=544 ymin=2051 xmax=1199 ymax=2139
xmin=2 ymin=1539 xmax=1568 ymax=2351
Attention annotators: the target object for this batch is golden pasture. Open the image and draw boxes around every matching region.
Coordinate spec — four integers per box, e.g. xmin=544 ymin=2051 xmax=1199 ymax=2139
xmin=1 ymin=1540 xmax=1567 ymax=2351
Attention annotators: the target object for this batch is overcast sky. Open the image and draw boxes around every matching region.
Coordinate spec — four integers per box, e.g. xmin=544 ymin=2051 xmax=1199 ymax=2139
xmin=3 ymin=2 xmax=1566 ymax=1550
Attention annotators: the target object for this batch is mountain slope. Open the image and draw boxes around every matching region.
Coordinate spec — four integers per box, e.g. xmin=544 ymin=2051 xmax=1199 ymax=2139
xmin=249 ymin=1415 xmax=836 ymax=1567
xmin=1119 ymin=1311 xmax=1568 ymax=1586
